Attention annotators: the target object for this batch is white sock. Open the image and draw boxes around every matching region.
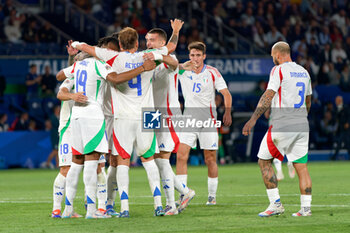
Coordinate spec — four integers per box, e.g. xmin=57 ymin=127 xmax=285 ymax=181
xmin=266 ymin=188 xmax=281 ymax=203
xmin=300 ymin=195 xmax=312 ymax=208
xmin=65 ymin=162 xmax=83 ymax=212
xmin=84 ymin=160 xmax=98 ymax=214
xmin=155 ymin=158 xmax=175 ymax=208
xmin=142 ymin=160 xmax=162 ymax=209
xmin=97 ymin=169 xmax=107 ymax=210
xmin=174 ymin=174 xmax=189 ymax=195
xmin=273 ymin=159 xmax=282 ymax=173
xmin=177 ymin=174 xmax=187 ymax=186
xmin=53 ymin=172 xmax=66 ymax=211
xmin=117 ymin=165 xmax=129 ymax=212
xmin=106 ymin=166 xmax=118 ymax=207
xmin=208 ymin=177 xmax=218 ymax=198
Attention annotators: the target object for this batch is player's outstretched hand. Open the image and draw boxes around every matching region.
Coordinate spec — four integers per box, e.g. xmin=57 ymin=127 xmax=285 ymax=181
xmin=66 ymin=40 xmax=79 ymax=56
xmin=171 ymin=19 xmax=184 ymax=32
xmin=143 ymin=52 xmax=155 ymax=61
xmin=242 ymin=119 xmax=256 ymax=136
xmin=181 ymin=60 xmax=195 ymax=71
xmin=143 ymin=60 xmax=156 ymax=71
xmin=223 ymin=111 xmax=232 ymax=127
xmin=72 ymin=92 xmax=88 ymax=103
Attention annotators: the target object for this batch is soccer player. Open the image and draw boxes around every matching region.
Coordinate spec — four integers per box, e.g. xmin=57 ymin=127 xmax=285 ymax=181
xmin=51 ymin=41 xmax=82 ymax=218
xmin=264 ymin=109 xmax=296 ymax=181
xmin=72 ymin=19 xmax=183 ymax=217
xmin=144 ymin=28 xmax=196 ymax=215
xmin=176 ymin=41 xmax=232 ymax=205
xmin=57 ymin=51 xmax=156 ymax=219
xmin=242 ymin=41 xmax=312 ymax=217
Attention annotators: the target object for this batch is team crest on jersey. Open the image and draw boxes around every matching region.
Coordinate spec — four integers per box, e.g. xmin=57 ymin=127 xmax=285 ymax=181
xmin=143 ymin=110 xmax=161 ymax=129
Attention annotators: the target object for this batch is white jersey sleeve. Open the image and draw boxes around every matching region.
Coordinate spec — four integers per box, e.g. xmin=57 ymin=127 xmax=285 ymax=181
xmin=59 ymin=78 xmax=75 ymax=91
xmin=62 ymin=63 xmax=75 ymax=79
xmin=95 ymin=60 xmax=115 ymax=79
xmin=266 ymin=66 xmax=281 ymax=92
xmin=95 ymin=47 xmax=119 ymax=63
xmin=306 ymin=78 xmax=312 ymax=96
xmin=209 ymin=66 xmax=227 ymax=91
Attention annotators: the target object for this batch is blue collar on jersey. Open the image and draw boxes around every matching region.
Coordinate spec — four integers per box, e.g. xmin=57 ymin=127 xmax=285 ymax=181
xmin=192 ymin=64 xmax=206 ymax=74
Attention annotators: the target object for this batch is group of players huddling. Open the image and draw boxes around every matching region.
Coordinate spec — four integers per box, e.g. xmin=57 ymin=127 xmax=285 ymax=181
xmin=51 ymin=18 xmax=313 ymax=219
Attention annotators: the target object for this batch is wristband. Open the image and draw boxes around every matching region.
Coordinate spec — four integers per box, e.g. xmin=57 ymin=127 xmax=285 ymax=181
xmin=151 ymin=52 xmax=163 ymax=61
xmin=71 ymin=41 xmax=86 ymax=49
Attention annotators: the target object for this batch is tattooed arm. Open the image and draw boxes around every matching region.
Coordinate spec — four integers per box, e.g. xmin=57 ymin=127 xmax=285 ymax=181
xmin=166 ymin=19 xmax=184 ymax=53
xmin=306 ymin=95 xmax=312 ymax=113
xmin=242 ymin=89 xmax=276 ymax=136
xmin=66 ymin=40 xmax=78 ymax=66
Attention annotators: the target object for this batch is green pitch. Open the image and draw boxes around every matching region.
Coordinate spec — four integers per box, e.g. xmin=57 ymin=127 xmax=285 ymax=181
xmin=0 ymin=162 xmax=349 ymax=233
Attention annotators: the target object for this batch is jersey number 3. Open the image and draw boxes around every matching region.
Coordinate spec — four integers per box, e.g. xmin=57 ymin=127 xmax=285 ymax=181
xmin=294 ymin=82 xmax=305 ymax=108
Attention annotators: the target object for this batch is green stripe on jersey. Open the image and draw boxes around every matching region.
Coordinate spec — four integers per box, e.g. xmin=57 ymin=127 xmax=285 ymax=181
xmin=83 ymin=120 xmax=106 ymax=154
xmin=293 ymin=153 xmax=308 ymax=164
xmin=95 ymin=61 xmax=102 ymax=77
xmin=59 ymin=112 xmax=72 ymax=145
xmin=141 ymin=133 xmax=156 ymax=158
xmin=179 ymin=69 xmax=185 ymax=75
xmin=144 ymin=49 xmax=156 ymax=53
xmin=96 ymin=80 xmax=101 ymax=100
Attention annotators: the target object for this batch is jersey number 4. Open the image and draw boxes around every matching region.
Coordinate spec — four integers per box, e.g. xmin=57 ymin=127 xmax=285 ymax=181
xmin=128 ymin=74 xmax=142 ymax=96
xmin=75 ymin=69 xmax=87 ymax=95
xmin=294 ymin=82 xmax=305 ymax=108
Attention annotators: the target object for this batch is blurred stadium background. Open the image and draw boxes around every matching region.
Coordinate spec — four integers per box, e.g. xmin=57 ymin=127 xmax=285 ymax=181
xmin=0 ymin=0 xmax=350 ymax=169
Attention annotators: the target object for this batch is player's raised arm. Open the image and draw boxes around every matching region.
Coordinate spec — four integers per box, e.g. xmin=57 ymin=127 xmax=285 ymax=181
xmin=219 ymin=88 xmax=232 ymax=126
xmin=71 ymin=41 xmax=97 ymax=58
xmin=166 ymin=19 xmax=184 ymax=53
xmin=242 ymin=89 xmax=276 ymax=136
xmin=107 ymin=60 xmax=156 ymax=85
xmin=66 ymin=40 xmax=79 ymax=66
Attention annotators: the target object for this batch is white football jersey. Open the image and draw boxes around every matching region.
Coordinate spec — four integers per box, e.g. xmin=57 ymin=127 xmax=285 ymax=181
xmin=152 ymin=54 xmax=180 ymax=113
xmin=62 ymin=57 xmax=114 ymax=120
xmin=179 ymin=64 xmax=227 ymax=118
xmin=58 ymin=78 xmax=74 ymax=132
xmin=103 ymin=82 xmax=113 ymax=117
xmin=95 ymin=47 xmax=168 ymax=120
xmin=267 ymin=62 xmax=312 ymax=126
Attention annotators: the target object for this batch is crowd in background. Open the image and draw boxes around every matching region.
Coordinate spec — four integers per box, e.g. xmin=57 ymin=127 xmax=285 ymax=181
xmin=0 ymin=1 xmax=56 ymax=44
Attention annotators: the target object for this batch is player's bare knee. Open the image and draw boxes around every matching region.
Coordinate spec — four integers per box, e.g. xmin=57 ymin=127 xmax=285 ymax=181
xmin=60 ymin=166 xmax=70 ymax=177
xmin=204 ymin=156 xmax=216 ymax=166
xmin=110 ymin=155 xmax=118 ymax=167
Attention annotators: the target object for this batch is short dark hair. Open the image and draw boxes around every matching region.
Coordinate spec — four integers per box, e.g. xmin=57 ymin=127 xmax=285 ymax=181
xmin=188 ymin=41 xmax=206 ymax=54
xmin=118 ymin=27 xmax=138 ymax=50
xmin=148 ymin=28 xmax=167 ymax=42
xmin=30 ymin=64 xmax=36 ymax=69
xmin=97 ymin=36 xmax=119 ymax=50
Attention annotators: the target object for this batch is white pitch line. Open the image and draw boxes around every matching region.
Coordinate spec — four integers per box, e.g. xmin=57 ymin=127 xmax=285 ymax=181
xmin=0 ymin=200 xmax=349 ymax=208
xmin=1 ymin=193 xmax=350 ymax=201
